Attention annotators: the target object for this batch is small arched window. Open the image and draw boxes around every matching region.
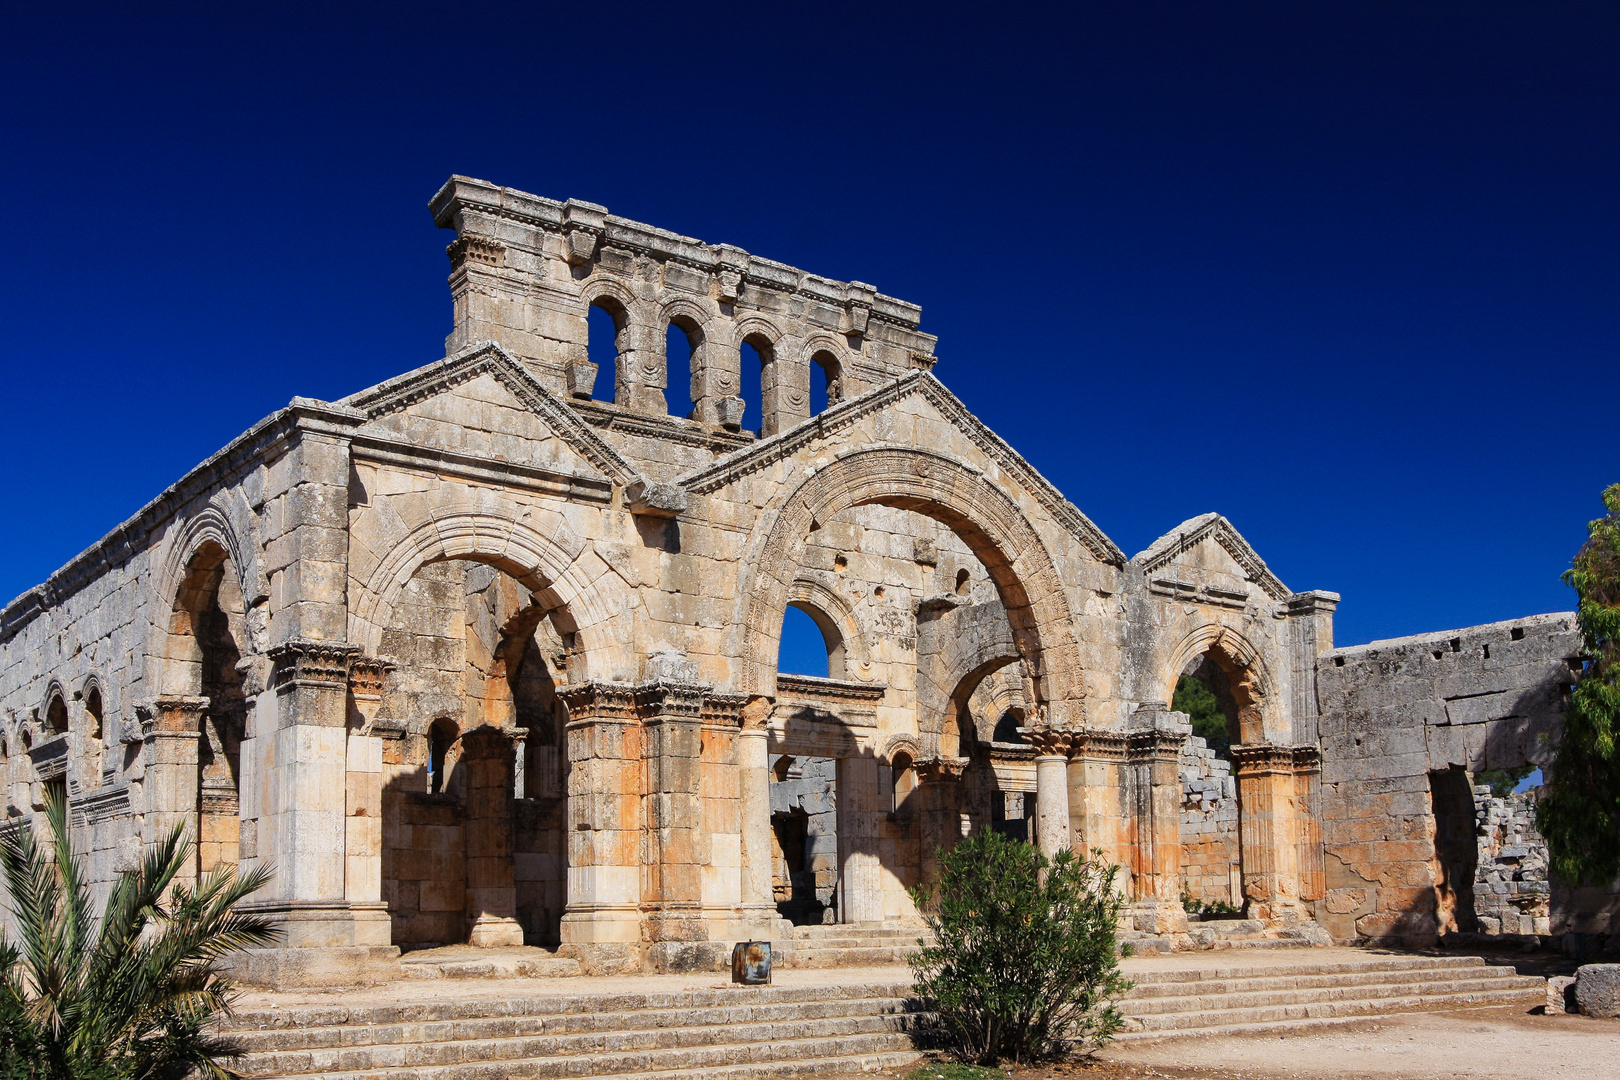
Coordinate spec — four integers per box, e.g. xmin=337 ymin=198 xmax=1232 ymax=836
xmin=428 ymin=718 xmax=459 ymax=795
xmin=778 ymin=601 xmax=847 ymax=679
xmin=586 ymin=301 xmax=624 ymax=404
xmin=809 ymin=350 xmax=841 ymax=414
xmin=993 ymin=707 xmax=1027 ymax=745
xmin=739 ymin=334 xmax=773 ymax=435
xmin=45 ymin=695 xmax=68 ymax=737
xmin=772 ymin=755 xmax=795 ymax=783
xmin=85 ymin=687 xmax=103 ymax=744
xmin=955 ymin=568 xmax=971 ymax=596
xmin=891 ymin=752 xmax=916 ymax=812
xmin=667 ymin=318 xmax=702 ymax=418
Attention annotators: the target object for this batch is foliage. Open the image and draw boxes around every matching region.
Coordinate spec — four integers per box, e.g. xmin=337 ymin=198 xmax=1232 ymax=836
xmin=1173 ymin=675 xmax=1230 ymax=759
xmin=1538 ymin=483 xmax=1620 ymax=886
xmin=1180 ymin=891 xmax=1241 ymax=918
xmin=0 ymin=786 xmax=277 ymax=1080
xmin=908 ymin=830 xmax=1132 ymax=1066
xmin=1474 ymin=765 xmax=1535 ymax=799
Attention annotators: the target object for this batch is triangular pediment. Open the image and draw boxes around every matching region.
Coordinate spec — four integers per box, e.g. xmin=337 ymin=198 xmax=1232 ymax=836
xmin=676 ymin=371 xmax=1125 ymax=565
xmin=340 ymin=342 xmax=641 ymax=487
xmin=1131 ymin=513 xmax=1290 ymax=602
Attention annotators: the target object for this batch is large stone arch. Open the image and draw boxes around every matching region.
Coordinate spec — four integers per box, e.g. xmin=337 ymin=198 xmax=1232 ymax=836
xmin=1162 ymin=622 xmax=1274 ymax=745
xmin=738 ymin=445 xmax=1088 ymax=724
xmin=349 ymin=505 xmax=626 ymax=681
xmin=147 ymin=503 xmax=259 ymax=686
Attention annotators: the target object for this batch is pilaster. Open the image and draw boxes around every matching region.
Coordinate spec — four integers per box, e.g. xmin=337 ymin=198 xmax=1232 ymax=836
xmin=1232 ymin=742 xmax=1312 ymax=925
xmin=1126 ymin=704 xmax=1191 ymax=934
xmin=914 ymin=755 xmax=968 ymax=899
xmin=139 ymin=695 xmax=208 ymax=889
xmin=1066 ymin=729 xmax=1130 ymax=875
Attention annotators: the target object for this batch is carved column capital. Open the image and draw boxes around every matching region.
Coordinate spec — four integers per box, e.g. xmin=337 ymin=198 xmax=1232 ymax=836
xmin=1025 ymin=726 xmax=1075 ymax=759
xmin=268 ymin=640 xmax=360 ymax=691
xmin=915 ymin=756 xmax=969 ymax=784
xmin=1230 ymin=742 xmax=1303 ymax=777
xmin=139 ymin=696 xmax=211 ymax=737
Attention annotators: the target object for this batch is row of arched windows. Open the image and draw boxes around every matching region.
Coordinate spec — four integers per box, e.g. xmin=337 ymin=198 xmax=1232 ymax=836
xmin=584 ymin=301 xmax=842 ymax=432
xmin=1 ymin=680 xmax=107 ymax=795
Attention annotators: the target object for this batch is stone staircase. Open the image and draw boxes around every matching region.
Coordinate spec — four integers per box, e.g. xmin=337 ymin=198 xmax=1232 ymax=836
xmin=773 ymin=923 xmax=927 ymax=969
xmin=220 ymin=953 xmax=1546 ymax=1078
xmin=222 ymin=981 xmax=922 ymax=1080
xmin=1114 ymin=954 xmax=1546 ymax=1039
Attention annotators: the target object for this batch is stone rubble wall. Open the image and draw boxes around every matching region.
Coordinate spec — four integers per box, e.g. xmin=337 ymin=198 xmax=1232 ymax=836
xmin=768 ymin=756 xmax=838 ymax=920
xmin=1179 ymin=736 xmax=1240 ymax=907
xmin=1471 ymin=785 xmax=1550 ymax=936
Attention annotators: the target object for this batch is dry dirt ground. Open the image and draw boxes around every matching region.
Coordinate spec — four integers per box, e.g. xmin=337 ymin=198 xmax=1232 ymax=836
xmin=803 ymin=1005 xmax=1620 ymax=1080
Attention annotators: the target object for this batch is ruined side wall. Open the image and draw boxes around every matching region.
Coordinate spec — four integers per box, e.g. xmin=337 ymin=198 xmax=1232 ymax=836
xmin=1313 ymin=612 xmax=1580 ymax=945
xmin=1180 ymin=736 xmax=1240 ymax=907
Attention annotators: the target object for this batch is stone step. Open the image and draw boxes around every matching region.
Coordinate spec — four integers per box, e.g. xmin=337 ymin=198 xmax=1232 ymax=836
xmin=1127 ymin=954 xmax=1486 ymax=986
xmin=572 ymin=1049 xmax=923 ymax=1080
xmin=776 ymin=947 xmax=919 ymax=968
xmin=789 ymin=924 xmax=921 ymax=940
xmin=229 ymin=996 xmax=917 ymax=1055
xmin=400 ymin=956 xmax=583 ymax=980
xmin=1127 ymin=962 xmax=1509 ymax=999
xmin=1119 ymin=984 xmax=1546 ymax=1034
xmin=776 ymin=935 xmax=924 ymax=951
xmin=237 ymin=1010 xmax=918 ymax=1077
xmin=236 ymin=1030 xmax=918 ymax=1080
xmin=1121 ymin=974 xmax=1544 ymax=1017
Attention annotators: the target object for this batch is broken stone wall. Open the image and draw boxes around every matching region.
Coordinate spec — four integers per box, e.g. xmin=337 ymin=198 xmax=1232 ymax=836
xmin=1314 ymin=612 xmax=1580 ymax=945
xmin=1180 ymin=735 xmax=1240 ymax=907
xmin=1472 ymin=785 xmax=1550 ymax=936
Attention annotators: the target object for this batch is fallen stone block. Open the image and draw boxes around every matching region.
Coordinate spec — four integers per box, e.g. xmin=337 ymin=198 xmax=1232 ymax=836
xmin=1546 ymin=975 xmax=1576 ymax=1014
xmin=1575 ymin=964 xmax=1620 ymax=1018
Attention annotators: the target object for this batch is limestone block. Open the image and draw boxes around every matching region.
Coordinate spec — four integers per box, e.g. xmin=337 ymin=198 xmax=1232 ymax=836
xmin=1576 ymin=965 xmax=1620 ymax=1018
xmin=1547 ymin=975 xmax=1576 ymax=1014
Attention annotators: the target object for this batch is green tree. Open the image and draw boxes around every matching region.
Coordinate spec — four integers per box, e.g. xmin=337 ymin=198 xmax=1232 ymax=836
xmin=908 ymin=830 xmax=1131 ymax=1066
xmin=1474 ymin=765 xmax=1535 ymax=799
xmin=1537 ymin=483 xmax=1620 ymax=885
xmin=0 ymin=787 xmax=276 ymax=1079
xmin=1173 ymin=674 xmax=1230 ymax=759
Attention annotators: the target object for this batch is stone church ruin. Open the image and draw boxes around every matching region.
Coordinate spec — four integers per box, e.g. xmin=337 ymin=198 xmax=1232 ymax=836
xmin=0 ymin=177 xmax=1606 ymax=987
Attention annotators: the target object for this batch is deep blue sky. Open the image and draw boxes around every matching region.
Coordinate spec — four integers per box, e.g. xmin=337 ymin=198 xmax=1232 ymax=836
xmin=3 ymin=2 xmax=1616 ymax=649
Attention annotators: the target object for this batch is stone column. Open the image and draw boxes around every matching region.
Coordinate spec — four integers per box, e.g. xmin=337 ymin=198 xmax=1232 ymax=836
xmin=639 ymin=678 xmax=715 ymax=969
xmin=140 ymin=696 xmax=208 ymax=889
xmin=1029 ymin=727 xmax=1074 ymax=858
xmin=344 ymin=656 xmax=392 ymax=906
xmin=1126 ymin=704 xmax=1191 ymax=935
xmin=1068 ymin=730 xmax=1130 ymax=882
xmin=915 ymin=756 xmax=968 ymax=900
xmin=836 ymin=755 xmax=884 ymax=925
xmin=233 ymin=640 xmax=398 ymax=988
xmin=557 ymin=682 xmax=644 ymax=973
xmin=760 ymin=346 xmax=810 ymax=436
xmin=1232 ymin=743 xmax=1306 ymax=925
xmin=1292 ymin=746 xmax=1325 ymax=905
xmin=618 ymin=312 xmax=668 ymax=415
xmin=736 ymin=697 xmax=778 ymax=931
xmin=460 ymin=726 xmax=525 ymax=946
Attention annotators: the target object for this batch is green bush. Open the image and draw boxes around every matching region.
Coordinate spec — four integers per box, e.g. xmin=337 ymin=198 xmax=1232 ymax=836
xmin=907 ymin=830 xmax=1132 ymax=1066
xmin=0 ymin=786 xmax=276 ymax=1079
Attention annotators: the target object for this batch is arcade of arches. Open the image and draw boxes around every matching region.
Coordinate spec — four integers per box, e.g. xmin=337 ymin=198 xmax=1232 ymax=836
xmin=5 ymin=176 xmax=1588 ymax=989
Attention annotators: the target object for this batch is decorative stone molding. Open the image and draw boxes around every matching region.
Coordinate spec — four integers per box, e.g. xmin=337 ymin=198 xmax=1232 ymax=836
xmin=347 ymin=655 xmax=395 ymax=734
xmin=1231 ymin=743 xmax=1313 ymax=777
xmin=625 ymin=478 xmax=687 ymax=519
xmin=340 ymin=341 xmax=642 ymax=489
xmin=69 ymin=786 xmax=131 ymax=828
xmin=1024 ymin=727 xmax=1075 ymax=759
xmin=915 ymin=756 xmax=969 ymax=783
xmin=268 ymin=641 xmax=360 ymax=692
xmin=774 ymin=674 xmax=886 ymax=706
xmin=1134 ymin=513 xmax=1290 ymax=603
xmin=139 ymin=696 xmax=210 ymax=736
xmin=446 ymin=234 xmax=505 ymax=270
xmin=27 ymin=732 xmax=70 ymax=781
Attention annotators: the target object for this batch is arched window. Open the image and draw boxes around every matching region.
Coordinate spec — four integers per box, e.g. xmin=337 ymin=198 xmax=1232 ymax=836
xmin=772 ymin=755 xmax=795 ymax=783
xmin=993 ymin=707 xmax=1027 ymax=745
xmin=83 ymin=685 xmax=105 ymax=789
xmin=778 ymin=601 xmax=847 ymax=679
xmin=891 ymin=752 xmax=916 ymax=812
xmin=955 ymin=568 xmax=971 ymax=596
xmin=85 ymin=687 xmax=103 ymax=743
xmin=586 ymin=302 xmax=623 ymax=404
xmin=45 ymin=694 xmax=68 ymax=737
xmin=667 ymin=318 xmax=703 ymax=418
xmin=809 ymin=350 xmax=841 ymax=414
xmin=428 ymin=718 xmax=459 ymax=795
xmin=739 ymin=335 xmax=772 ymax=435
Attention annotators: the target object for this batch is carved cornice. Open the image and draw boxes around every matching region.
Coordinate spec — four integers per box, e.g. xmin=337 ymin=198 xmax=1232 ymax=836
xmin=69 ymin=786 xmax=131 ymax=828
xmin=268 ymin=641 xmax=360 ymax=693
xmin=569 ymin=399 xmax=754 ymax=453
xmin=1070 ymin=729 xmax=1131 ymax=762
xmin=340 ymin=341 xmax=643 ymax=489
xmin=675 ymin=373 xmax=1123 ymax=566
xmin=1133 ymin=513 xmax=1290 ymax=602
xmin=1128 ymin=728 xmax=1189 ymax=761
xmin=560 ymin=680 xmax=745 ymax=725
xmin=701 ymin=690 xmax=750 ymax=729
xmin=26 ymin=733 xmax=70 ymax=780
xmin=774 ymin=674 xmax=887 ymax=705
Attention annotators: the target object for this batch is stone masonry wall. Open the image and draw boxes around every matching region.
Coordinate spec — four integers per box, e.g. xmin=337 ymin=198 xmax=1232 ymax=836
xmin=1180 ymin=736 xmax=1240 ymax=907
xmin=1314 ymin=613 xmax=1580 ymax=945
xmin=1472 ymin=785 xmax=1550 ymax=937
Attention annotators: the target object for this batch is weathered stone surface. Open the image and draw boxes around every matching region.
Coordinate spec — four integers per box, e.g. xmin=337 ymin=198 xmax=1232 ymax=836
xmin=0 ymin=175 xmax=1592 ymax=983
xmin=1576 ymin=964 xmax=1620 ymax=1018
